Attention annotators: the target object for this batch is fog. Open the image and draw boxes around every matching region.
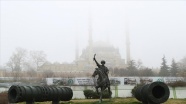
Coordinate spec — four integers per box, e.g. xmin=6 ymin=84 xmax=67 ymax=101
xmin=0 ymin=1 xmax=186 ymax=68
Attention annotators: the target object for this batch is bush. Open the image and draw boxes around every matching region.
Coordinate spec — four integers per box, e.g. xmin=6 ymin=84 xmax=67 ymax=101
xmin=102 ymin=90 xmax=111 ymax=98
xmin=83 ymin=89 xmax=112 ymax=99
xmin=0 ymin=91 xmax=8 ymax=104
xmin=83 ymin=89 xmax=94 ymax=99
xmin=92 ymin=91 xmax=99 ymax=99
xmin=131 ymin=84 xmax=144 ymax=97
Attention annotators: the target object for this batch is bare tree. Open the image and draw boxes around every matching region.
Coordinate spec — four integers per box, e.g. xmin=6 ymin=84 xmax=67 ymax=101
xmin=42 ymin=70 xmax=54 ymax=78
xmin=7 ymin=48 xmax=27 ymax=71
xmin=30 ymin=51 xmax=47 ymax=70
xmin=6 ymin=48 xmax=27 ymax=81
xmin=24 ymin=62 xmax=37 ymax=77
xmin=26 ymin=69 xmax=37 ymax=77
xmin=177 ymin=57 xmax=186 ymax=77
xmin=178 ymin=57 xmax=186 ymax=70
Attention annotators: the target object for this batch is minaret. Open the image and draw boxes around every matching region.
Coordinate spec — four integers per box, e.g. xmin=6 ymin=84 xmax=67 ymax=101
xmin=88 ymin=7 xmax=93 ymax=65
xmin=75 ymin=35 xmax=79 ymax=61
xmin=126 ymin=29 xmax=131 ymax=64
xmin=125 ymin=16 xmax=131 ymax=65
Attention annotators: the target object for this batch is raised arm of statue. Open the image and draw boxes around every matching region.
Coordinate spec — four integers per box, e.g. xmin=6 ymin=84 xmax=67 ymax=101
xmin=93 ymin=54 xmax=100 ymax=68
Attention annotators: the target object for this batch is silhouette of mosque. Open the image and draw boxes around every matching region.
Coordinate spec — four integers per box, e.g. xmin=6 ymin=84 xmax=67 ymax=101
xmin=38 ymin=13 xmax=131 ymax=73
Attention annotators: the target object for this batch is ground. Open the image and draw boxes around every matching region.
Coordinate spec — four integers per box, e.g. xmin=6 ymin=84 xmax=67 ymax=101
xmin=18 ymin=98 xmax=186 ymax=104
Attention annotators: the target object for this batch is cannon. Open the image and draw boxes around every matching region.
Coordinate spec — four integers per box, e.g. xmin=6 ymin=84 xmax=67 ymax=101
xmin=8 ymin=85 xmax=73 ymax=104
xmin=134 ymin=82 xmax=170 ymax=104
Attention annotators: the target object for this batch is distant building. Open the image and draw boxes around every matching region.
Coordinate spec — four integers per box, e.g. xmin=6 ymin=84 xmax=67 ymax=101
xmin=38 ymin=12 xmax=130 ymax=73
xmin=38 ymin=40 xmax=126 ymax=72
xmin=77 ymin=41 xmax=126 ymax=70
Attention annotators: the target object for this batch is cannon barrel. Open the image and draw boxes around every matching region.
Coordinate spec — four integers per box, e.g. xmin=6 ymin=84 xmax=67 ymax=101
xmin=134 ymin=82 xmax=170 ymax=104
xmin=8 ymin=85 xmax=73 ymax=103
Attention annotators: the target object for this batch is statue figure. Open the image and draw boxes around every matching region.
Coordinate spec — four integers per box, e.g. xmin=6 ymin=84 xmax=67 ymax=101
xmin=92 ymin=54 xmax=111 ymax=103
xmin=93 ymin=54 xmax=110 ymax=86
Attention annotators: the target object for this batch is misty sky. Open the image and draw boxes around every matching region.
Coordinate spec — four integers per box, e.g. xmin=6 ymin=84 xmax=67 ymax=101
xmin=0 ymin=1 xmax=186 ymax=68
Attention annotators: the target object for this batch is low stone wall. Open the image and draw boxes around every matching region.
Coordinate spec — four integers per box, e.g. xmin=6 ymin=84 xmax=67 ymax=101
xmin=169 ymin=87 xmax=186 ymax=99
xmin=0 ymin=88 xmax=8 ymax=93
xmin=70 ymin=85 xmax=186 ymax=99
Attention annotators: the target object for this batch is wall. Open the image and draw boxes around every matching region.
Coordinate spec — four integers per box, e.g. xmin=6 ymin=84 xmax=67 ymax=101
xmin=169 ymin=87 xmax=186 ymax=99
xmin=0 ymin=88 xmax=8 ymax=93
xmin=70 ymin=85 xmax=186 ymax=99
xmin=46 ymin=77 xmax=186 ymax=99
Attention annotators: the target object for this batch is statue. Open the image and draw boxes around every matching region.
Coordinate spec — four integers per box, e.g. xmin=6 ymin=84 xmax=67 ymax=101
xmin=92 ymin=54 xmax=112 ymax=103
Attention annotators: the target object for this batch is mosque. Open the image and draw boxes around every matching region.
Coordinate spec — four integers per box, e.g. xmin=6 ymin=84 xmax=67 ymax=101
xmin=38 ymin=14 xmax=131 ymax=73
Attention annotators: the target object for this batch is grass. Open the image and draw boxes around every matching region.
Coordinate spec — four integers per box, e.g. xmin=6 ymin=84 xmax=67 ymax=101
xmin=18 ymin=98 xmax=186 ymax=104
xmin=164 ymin=98 xmax=186 ymax=104
xmin=69 ymin=98 xmax=141 ymax=104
